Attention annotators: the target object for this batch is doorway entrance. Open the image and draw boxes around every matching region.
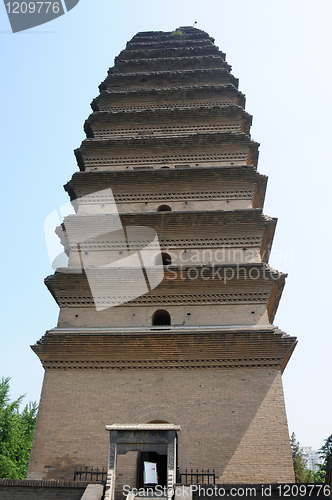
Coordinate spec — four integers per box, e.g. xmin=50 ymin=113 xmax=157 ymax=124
xmin=137 ymin=451 xmax=167 ymax=489
xmin=105 ymin=423 xmax=180 ymax=500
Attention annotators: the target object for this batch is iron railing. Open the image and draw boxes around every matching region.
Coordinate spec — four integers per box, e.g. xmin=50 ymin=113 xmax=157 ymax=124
xmin=74 ymin=466 xmax=107 ymax=483
xmin=177 ymin=468 xmax=216 ymax=485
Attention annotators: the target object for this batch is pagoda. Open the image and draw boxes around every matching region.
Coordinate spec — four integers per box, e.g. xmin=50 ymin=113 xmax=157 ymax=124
xmin=27 ymin=27 xmax=297 ymax=493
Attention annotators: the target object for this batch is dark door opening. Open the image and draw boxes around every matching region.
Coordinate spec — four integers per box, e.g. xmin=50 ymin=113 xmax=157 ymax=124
xmin=137 ymin=451 xmax=167 ymax=489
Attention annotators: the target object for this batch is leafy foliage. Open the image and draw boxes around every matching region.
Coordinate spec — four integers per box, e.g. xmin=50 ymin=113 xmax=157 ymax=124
xmin=290 ymin=432 xmax=332 ymax=484
xmin=0 ymin=377 xmax=37 ymax=479
xmin=171 ymin=29 xmax=183 ymax=36
xmin=291 ymin=432 xmax=316 ymax=483
xmin=313 ymin=466 xmax=326 ymax=484
xmin=313 ymin=434 xmax=332 ymax=484
xmin=318 ymin=434 xmax=332 ymax=466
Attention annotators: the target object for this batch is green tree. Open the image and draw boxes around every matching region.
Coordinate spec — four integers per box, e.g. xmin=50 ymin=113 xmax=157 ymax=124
xmin=0 ymin=377 xmax=37 ymax=479
xmin=313 ymin=466 xmax=326 ymax=484
xmin=313 ymin=434 xmax=332 ymax=484
xmin=290 ymin=432 xmax=315 ymax=483
xmin=319 ymin=435 xmax=332 ymax=467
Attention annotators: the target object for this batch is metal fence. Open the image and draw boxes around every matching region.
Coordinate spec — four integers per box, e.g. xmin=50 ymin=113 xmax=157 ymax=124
xmin=74 ymin=466 xmax=215 ymax=485
xmin=74 ymin=466 xmax=107 ymax=483
xmin=177 ymin=468 xmax=216 ymax=485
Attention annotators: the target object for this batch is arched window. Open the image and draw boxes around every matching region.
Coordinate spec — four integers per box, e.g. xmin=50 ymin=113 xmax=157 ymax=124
xmin=152 ymin=310 xmax=171 ymax=326
xmin=157 ymin=205 xmax=171 ymax=212
xmin=155 ymin=253 xmax=172 ymax=266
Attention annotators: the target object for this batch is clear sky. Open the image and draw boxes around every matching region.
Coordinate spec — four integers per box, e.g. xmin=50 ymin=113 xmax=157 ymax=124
xmin=1 ymin=0 xmax=331 ymax=452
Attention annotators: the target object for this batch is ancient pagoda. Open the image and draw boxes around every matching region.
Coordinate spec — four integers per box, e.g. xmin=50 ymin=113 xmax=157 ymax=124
xmin=28 ymin=27 xmax=297 ymax=492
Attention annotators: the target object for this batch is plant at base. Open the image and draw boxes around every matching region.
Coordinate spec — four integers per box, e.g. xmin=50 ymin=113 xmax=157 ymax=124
xmin=290 ymin=432 xmax=315 ymax=483
xmin=0 ymin=377 xmax=38 ymax=479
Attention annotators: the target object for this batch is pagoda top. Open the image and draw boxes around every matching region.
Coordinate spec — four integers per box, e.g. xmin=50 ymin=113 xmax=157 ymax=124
xmin=127 ymin=27 xmax=215 ymax=46
xmin=134 ymin=26 xmax=210 ymax=37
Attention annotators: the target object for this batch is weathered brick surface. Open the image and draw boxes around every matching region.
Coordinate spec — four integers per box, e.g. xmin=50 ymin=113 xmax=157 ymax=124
xmin=28 ymin=367 xmax=294 ymax=484
xmin=81 ymin=483 xmax=104 ymax=500
xmin=115 ymin=451 xmax=138 ymax=497
xmin=0 ymin=479 xmax=88 ymax=499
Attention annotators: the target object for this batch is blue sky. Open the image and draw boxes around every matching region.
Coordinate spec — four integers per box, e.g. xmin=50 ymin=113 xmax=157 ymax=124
xmin=1 ymin=0 xmax=331 ymax=451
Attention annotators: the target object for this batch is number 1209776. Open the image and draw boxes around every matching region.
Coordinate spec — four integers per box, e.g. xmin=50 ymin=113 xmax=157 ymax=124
xmin=5 ymin=2 xmax=60 ymax=14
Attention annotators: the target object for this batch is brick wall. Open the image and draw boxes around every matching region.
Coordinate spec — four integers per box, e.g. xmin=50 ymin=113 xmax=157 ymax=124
xmin=28 ymin=367 xmax=294 ymax=484
xmin=0 ymin=479 xmax=88 ymax=500
xmin=115 ymin=451 xmax=138 ymax=498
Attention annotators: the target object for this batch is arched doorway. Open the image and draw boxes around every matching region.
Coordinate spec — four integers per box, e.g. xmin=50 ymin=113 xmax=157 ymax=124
xmin=152 ymin=310 xmax=171 ymax=326
xmin=137 ymin=421 xmax=170 ymax=489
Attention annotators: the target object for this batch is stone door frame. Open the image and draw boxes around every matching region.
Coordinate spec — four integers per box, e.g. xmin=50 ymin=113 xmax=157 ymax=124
xmin=104 ymin=424 xmax=181 ymax=500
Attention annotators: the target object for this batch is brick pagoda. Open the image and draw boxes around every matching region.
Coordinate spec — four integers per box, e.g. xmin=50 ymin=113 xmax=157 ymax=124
xmin=28 ymin=27 xmax=297 ymax=491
